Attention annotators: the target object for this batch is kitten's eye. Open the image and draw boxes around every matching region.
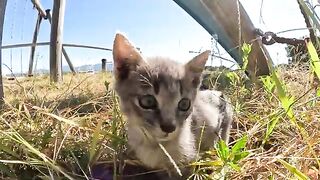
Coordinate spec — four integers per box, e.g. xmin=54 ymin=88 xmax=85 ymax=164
xmin=138 ymin=95 xmax=158 ymax=109
xmin=178 ymin=98 xmax=191 ymax=111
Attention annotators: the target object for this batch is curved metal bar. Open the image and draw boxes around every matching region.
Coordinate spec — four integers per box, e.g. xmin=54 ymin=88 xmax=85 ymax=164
xmin=173 ymin=0 xmax=272 ymax=77
xmin=1 ymin=42 xmax=112 ymax=51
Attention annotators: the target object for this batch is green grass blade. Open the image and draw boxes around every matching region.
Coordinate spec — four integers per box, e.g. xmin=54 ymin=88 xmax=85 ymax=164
xmin=44 ymin=112 xmax=80 ymax=127
xmin=216 ymin=140 xmax=230 ymax=161
xmin=306 ymin=40 xmax=320 ymax=80
xmin=191 ymin=159 xmax=224 ymax=167
xmin=263 ymin=112 xmax=281 ymax=145
xmin=231 ymin=135 xmax=248 ymax=154
xmin=241 ymin=43 xmax=252 ymax=70
xmin=297 ymin=0 xmax=320 ymax=32
xmin=89 ymin=119 xmax=102 ymax=163
xmin=278 ymin=159 xmax=309 ymax=180
xmin=271 ymin=71 xmax=295 ymax=121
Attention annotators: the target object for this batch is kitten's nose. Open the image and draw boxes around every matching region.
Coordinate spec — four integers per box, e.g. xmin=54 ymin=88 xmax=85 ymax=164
xmin=160 ymin=123 xmax=176 ymax=133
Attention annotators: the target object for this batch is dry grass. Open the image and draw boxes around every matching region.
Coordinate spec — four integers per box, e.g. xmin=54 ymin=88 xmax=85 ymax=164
xmin=225 ymin=64 xmax=320 ymax=180
xmin=0 ymin=73 xmax=123 ymax=179
xmin=0 ymin=65 xmax=319 ymax=179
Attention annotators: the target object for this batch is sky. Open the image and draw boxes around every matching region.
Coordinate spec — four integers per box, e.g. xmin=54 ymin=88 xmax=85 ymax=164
xmin=1 ymin=0 xmax=317 ymax=75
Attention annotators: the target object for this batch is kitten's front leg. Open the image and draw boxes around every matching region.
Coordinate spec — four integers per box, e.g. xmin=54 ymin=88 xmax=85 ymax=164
xmin=219 ymin=95 xmax=233 ymax=145
xmin=220 ymin=117 xmax=232 ymax=144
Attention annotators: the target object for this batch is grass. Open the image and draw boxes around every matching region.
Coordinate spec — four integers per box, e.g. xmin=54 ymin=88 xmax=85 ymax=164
xmin=0 ymin=73 xmax=123 ymax=179
xmin=0 ymin=62 xmax=319 ymax=179
xmin=2 ymin=3 xmax=320 ymax=175
xmin=229 ymin=67 xmax=319 ymax=179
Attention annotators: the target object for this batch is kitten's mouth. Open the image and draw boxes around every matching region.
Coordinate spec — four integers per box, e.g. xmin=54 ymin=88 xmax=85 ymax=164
xmin=140 ymin=127 xmax=170 ymax=142
xmin=156 ymin=132 xmax=178 ymax=142
xmin=141 ymin=125 xmax=178 ymax=142
xmin=156 ymin=133 xmax=168 ymax=141
xmin=157 ymin=136 xmax=170 ymax=142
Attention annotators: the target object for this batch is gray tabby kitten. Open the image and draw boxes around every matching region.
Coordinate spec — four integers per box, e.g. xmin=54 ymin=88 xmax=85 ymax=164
xmin=112 ymin=33 xmax=233 ymax=171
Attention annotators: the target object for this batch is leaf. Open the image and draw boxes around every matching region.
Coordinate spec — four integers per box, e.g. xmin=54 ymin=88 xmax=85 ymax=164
xmin=242 ymin=43 xmax=252 ymax=54
xmin=231 ymin=135 xmax=248 ymax=154
xmin=89 ymin=120 xmax=103 ymax=163
xmin=227 ymin=162 xmax=241 ymax=172
xmin=268 ymin=174 xmax=275 ymax=180
xmin=261 ymin=75 xmax=275 ymax=92
xmin=241 ymin=43 xmax=252 ymax=70
xmin=317 ymin=89 xmax=320 ymax=97
xmin=298 ymin=0 xmax=320 ymax=33
xmin=191 ymin=159 xmax=224 ymax=167
xmin=271 ymin=71 xmax=295 ymax=121
xmin=104 ymin=81 xmax=110 ymax=91
xmin=306 ymin=40 xmax=320 ymax=80
xmin=43 ymin=112 xmax=79 ymax=127
xmin=233 ymin=151 xmax=250 ymax=163
xmin=226 ymin=72 xmax=239 ymax=84
xmin=263 ymin=113 xmax=280 ymax=144
xmin=215 ymin=140 xmax=230 ymax=161
xmin=278 ymin=159 xmax=310 ymax=180
xmin=229 ymin=136 xmax=250 ymax=163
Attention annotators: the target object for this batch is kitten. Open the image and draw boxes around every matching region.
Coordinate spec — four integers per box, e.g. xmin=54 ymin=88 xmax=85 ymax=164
xmin=112 ymin=33 xmax=233 ymax=173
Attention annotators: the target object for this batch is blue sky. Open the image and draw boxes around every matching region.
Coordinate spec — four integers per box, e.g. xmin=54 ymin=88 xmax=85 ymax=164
xmin=1 ymin=0 xmax=316 ymax=75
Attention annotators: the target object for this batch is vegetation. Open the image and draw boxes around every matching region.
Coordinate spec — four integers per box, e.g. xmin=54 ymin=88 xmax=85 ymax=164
xmin=0 ymin=55 xmax=319 ymax=179
xmin=1 ymin=1 xmax=320 ymax=179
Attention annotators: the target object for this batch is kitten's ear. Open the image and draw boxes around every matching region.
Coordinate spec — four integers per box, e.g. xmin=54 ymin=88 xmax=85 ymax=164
xmin=113 ymin=33 xmax=145 ymax=80
xmin=184 ymin=50 xmax=210 ymax=87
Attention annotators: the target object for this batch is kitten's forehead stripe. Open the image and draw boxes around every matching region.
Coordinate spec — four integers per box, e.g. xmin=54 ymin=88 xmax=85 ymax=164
xmin=157 ymin=74 xmax=166 ymax=87
xmin=153 ymin=80 xmax=160 ymax=94
xmin=136 ymin=69 xmax=153 ymax=89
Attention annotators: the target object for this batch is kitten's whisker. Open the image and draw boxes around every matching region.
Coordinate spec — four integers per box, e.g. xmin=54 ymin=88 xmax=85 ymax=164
xmin=192 ymin=125 xmax=214 ymax=130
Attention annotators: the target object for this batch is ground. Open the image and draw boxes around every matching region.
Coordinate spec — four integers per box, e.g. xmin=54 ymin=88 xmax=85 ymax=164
xmin=0 ymin=65 xmax=319 ymax=179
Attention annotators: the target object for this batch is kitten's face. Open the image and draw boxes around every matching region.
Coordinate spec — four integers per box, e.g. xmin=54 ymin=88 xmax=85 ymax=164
xmin=112 ymin=33 xmax=210 ymax=141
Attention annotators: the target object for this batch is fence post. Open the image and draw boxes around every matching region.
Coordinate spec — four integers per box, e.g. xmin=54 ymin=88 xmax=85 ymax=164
xmin=46 ymin=9 xmax=76 ymax=74
xmin=101 ymin=59 xmax=107 ymax=72
xmin=28 ymin=13 xmax=43 ymax=76
xmin=50 ymin=0 xmax=66 ymax=82
xmin=0 ymin=0 xmax=7 ymax=102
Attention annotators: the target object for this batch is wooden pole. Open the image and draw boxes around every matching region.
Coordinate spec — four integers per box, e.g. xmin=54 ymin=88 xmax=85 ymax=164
xmin=31 ymin=0 xmax=47 ymax=18
xmin=46 ymin=9 xmax=76 ymax=74
xmin=101 ymin=59 xmax=106 ymax=72
xmin=61 ymin=48 xmax=76 ymax=74
xmin=50 ymin=0 xmax=66 ymax=82
xmin=28 ymin=13 xmax=43 ymax=76
xmin=0 ymin=0 xmax=7 ymax=102
xmin=31 ymin=1 xmax=76 ymax=75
